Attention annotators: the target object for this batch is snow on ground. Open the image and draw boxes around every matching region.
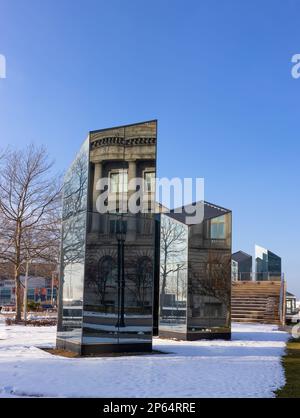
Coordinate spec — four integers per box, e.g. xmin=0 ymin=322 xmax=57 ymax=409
xmin=0 ymin=319 xmax=289 ymax=398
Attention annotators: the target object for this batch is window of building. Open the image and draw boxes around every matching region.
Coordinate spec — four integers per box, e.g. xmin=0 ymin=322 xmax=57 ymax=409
xmin=144 ymin=171 xmax=155 ymax=193
xmin=27 ymin=288 xmax=35 ymax=301
xmin=46 ymin=288 xmax=57 ymax=300
xmin=210 ymin=215 xmax=226 ymax=239
xmin=0 ymin=288 xmax=11 ymax=303
xmin=109 ymin=219 xmax=127 ymax=235
xmin=109 ymin=170 xmax=128 ymax=193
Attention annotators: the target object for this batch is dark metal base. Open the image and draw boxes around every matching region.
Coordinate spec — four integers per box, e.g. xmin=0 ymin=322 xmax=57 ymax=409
xmin=81 ymin=343 xmax=153 ymax=356
xmin=159 ymin=330 xmax=231 ymax=341
xmin=56 ymin=338 xmax=153 ymax=356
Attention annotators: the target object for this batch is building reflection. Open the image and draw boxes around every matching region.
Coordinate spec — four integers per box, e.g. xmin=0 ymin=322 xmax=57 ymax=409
xmin=158 ymin=202 xmax=232 ymax=340
xmin=57 ymin=121 xmax=157 ymax=354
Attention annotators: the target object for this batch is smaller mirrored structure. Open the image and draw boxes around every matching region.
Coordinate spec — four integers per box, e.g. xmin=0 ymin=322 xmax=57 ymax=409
xmin=158 ymin=202 xmax=232 ymax=340
xmin=255 ymin=245 xmax=282 ymax=281
xmin=231 ymin=251 xmax=252 ymax=281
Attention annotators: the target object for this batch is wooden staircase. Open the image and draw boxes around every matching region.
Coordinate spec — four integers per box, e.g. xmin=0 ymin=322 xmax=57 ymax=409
xmin=231 ymin=281 xmax=284 ymax=325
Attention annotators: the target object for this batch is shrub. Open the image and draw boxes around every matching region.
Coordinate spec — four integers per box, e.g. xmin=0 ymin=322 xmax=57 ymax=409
xmin=5 ymin=317 xmax=57 ymax=326
xmin=27 ymin=301 xmax=41 ymax=312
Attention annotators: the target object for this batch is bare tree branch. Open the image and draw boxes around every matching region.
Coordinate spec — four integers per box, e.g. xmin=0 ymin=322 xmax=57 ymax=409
xmin=0 ymin=145 xmax=62 ymax=320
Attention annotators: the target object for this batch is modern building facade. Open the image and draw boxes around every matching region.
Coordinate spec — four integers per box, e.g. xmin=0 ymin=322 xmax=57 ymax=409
xmin=0 ymin=266 xmax=58 ymax=308
xmin=57 ymin=121 xmax=157 ymax=355
xmin=255 ymin=245 xmax=282 ymax=281
xmin=158 ymin=202 xmax=232 ymax=340
xmin=231 ymin=251 xmax=252 ymax=281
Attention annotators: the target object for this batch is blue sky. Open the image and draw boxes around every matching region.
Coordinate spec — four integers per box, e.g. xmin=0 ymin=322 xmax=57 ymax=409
xmin=1 ymin=0 xmax=300 ymax=295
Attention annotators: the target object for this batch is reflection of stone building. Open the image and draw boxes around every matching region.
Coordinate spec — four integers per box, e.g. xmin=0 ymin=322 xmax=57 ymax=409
xmin=57 ymin=121 xmax=157 ymax=355
xmin=85 ymin=122 xmax=156 ymax=314
xmin=83 ymin=212 xmax=155 ymax=327
xmin=89 ymin=123 xmax=156 ymax=216
xmin=158 ymin=202 xmax=232 ymax=340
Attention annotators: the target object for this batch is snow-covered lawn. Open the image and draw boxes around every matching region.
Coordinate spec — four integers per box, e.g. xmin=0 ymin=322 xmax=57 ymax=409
xmin=0 ymin=320 xmax=288 ymax=398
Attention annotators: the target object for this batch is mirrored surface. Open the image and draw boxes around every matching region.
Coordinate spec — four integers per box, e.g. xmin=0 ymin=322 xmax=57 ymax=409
xmin=158 ymin=210 xmax=231 ymax=340
xmin=57 ymin=121 xmax=157 ymax=353
xmin=83 ymin=212 xmax=155 ymax=346
xmin=159 ymin=215 xmax=188 ymax=336
xmin=57 ymin=138 xmax=89 ymax=349
xmin=82 ymin=121 xmax=157 ymax=350
xmin=187 ymin=213 xmax=231 ymax=336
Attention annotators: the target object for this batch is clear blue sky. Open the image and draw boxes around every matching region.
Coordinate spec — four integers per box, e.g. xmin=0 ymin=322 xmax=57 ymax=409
xmin=1 ymin=0 xmax=300 ymax=295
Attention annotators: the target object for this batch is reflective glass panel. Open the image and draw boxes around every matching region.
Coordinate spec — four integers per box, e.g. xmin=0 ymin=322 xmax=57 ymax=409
xmin=187 ymin=213 xmax=231 ymax=337
xmin=83 ymin=213 xmax=155 ymax=347
xmin=159 ymin=215 xmax=188 ymax=337
xmin=82 ymin=121 xmax=157 ymax=351
xmin=57 ymin=138 xmax=89 ymax=350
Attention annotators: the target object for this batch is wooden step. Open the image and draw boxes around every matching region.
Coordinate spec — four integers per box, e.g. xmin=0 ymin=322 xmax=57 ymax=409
xmin=231 ymin=281 xmax=282 ymax=325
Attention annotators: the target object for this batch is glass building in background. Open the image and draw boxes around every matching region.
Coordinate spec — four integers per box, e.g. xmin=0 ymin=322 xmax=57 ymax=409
xmin=255 ymin=245 xmax=282 ymax=281
xmin=231 ymin=251 xmax=252 ymax=281
xmin=57 ymin=121 xmax=157 ymax=355
xmin=158 ymin=202 xmax=232 ymax=340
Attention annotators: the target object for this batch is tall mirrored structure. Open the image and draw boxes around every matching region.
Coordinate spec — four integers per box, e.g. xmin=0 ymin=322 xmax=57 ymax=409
xmin=57 ymin=121 xmax=157 ymax=354
xmin=57 ymin=138 xmax=89 ymax=351
xmin=159 ymin=202 xmax=232 ymax=340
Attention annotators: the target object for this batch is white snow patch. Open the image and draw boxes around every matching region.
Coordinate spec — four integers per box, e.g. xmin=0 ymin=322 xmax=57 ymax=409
xmin=0 ymin=321 xmax=289 ymax=398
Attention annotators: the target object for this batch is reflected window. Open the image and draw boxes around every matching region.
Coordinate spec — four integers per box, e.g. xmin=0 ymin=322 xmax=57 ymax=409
xmin=144 ymin=171 xmax=155 ymax=193
xmin=109 ymin=170 xmax=128 ymax=193
xmin=211 ymin=215 xmax=226 ymax=239
xmin=0 ymin=288 xmax=11 ymax=303
xmin=109 ymin=219 xmax=127 ymax=235
xmin=28 ymin=289 xmax=35 ymax=301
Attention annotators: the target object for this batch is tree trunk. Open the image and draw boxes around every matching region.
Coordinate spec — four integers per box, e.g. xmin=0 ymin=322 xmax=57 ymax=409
xmin=160 ymin=248 xmax=168 ymax=311
xmin=15 ymin=265 xmax=22 ymax=321
xmin=15 ymin=221 xmax=22 ymax=321
xmin=160 ymin=272 xmax=167 ymax=311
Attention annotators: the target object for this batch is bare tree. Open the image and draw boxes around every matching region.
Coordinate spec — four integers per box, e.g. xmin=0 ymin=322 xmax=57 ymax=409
xmin=160 ymin=216 xmax=187 ymax=309
xmin=0 ymin=145 xmax=61 ymax=320
xmin=126 ymin=256 xmax=153 ymax=314
xmin=189 ymin=250 xmax=231 ymax=324
xmin=84 ymin=255 xmax=117 ymax=310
